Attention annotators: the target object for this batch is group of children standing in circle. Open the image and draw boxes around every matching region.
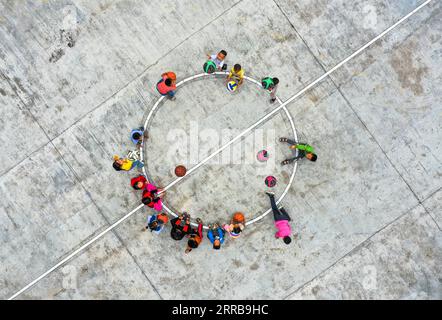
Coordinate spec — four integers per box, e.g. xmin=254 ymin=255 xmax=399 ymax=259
xmin=111 ymin=49 xmax=319 ymax=253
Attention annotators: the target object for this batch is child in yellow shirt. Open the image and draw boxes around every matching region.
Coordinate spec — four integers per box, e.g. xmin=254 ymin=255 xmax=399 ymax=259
xmin=113 ymin=152 xmax=144 ymax=171
xmin=226 ymin=64 xmax=245 ymax=86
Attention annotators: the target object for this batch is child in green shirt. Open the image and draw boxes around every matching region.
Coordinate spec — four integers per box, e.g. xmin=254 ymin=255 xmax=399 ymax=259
xmin=279 ymin=137 xmax=317 ymax=165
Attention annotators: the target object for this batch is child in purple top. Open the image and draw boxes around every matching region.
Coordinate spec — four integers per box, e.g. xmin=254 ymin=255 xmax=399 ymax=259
xmin=130 ymin=127 xmax=144 ymax=146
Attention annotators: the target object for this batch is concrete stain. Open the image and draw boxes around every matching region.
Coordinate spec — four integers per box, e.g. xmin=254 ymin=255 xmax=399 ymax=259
xmin=297 ymin=0 xmax=327 ymax=26
xmin=49 ymin=48 xmax=65 ymax=63
xmin=60 ymin=29 xmax=77 ymax=48
xmin=307 ymin=92 xmax=319 ymax=103
xmin=390 ymin=41 xmax=429 ymax=96
xmin=271 ymin=32 xmax=296 ymax=43
xmin=249 ymin=262 xmax=259 ymax=270
xmin=232 ymin=259 xmax=243 ymax=267
xmin=0 ymin=88 xmax=6 ymax=96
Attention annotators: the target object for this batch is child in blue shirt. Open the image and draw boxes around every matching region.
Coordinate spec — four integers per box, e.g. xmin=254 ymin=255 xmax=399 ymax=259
xmin=207 ymin=223 xmax=225 ymax=250
xmin=144 ymin=213 xmax=168 ymax=234
xmin=130 ymin=127 xmax=144 ymax=146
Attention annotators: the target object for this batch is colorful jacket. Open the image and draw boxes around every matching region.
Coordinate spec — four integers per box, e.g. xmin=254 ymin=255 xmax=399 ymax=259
xmin=290 ymin=143 xmax=314 ymax=154
xmin=170 ymin=217 xmax=191 ymax=240
xmin=207 ymin=227 xmax=225 ymax=244
xmin=130 ymin=175 xmax=147 ymax=189
xmin=156 ymin=75 xmax=176 ymax=94
xmin=146 ymin=215 xmax=165 ymax=234
xmin=188 ymin=223 xmax=204 ymax=247
xmin=275 ymin=220 xmax=291 ymax=238
xmin=113 ymin=155 xmax=133 ymax=171
xmin=142 ymin=187 xmax=162 ymax=211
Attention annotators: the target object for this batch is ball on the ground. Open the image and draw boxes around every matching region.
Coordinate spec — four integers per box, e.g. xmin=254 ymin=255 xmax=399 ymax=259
xmin=227 ymin=80 xmax=238 ymax=92
xmin=233 ymin=212 xmax=245 ymax=224
xmin=175 ymin=165 xmax=187 ymax=177
xmin=265 ymin=175 xmax=277 ymax=187
xmin=257 ymin=150 xmax=269 ymax=162
xmin=203 ymin=60 xmax=216 ymax=74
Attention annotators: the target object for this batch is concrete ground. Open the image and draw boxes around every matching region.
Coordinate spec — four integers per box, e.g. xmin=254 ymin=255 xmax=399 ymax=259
xmin=0 ymin=0 xmax=441 ymax=300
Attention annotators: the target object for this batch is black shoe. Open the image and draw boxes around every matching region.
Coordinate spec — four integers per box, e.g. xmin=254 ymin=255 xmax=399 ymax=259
xmin=265 ymin=191 xmax=275 ymax=197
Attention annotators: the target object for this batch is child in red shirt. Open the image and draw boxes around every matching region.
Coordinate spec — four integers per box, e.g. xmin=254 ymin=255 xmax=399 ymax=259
xmin=130 ymin=175 xmax=147 ymax=190
xmin=156 ymin=72 xmax=177 ymax=100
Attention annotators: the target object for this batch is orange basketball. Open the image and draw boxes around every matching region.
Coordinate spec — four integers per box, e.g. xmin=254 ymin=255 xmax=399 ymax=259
xmin=165 ymin=71 xmax=176 ymax=80
xmin=175 ymin=165 xmax=187 ymax=177
xmin=232 ymin=212 xmax=245 ymax=224
xmin=157 ymin=213 xmax=169 ymax=224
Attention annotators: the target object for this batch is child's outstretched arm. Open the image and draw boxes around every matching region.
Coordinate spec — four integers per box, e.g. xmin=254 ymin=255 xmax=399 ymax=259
xmin=207 ymin=230 xmax=214 ymax=243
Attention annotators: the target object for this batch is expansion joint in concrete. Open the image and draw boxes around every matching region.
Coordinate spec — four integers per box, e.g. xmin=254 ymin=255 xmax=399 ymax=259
xmin=282 ymin=201 xmax=425 ymax=299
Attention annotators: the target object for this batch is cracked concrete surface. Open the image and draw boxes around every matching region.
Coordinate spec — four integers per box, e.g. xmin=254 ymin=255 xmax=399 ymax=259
xmin=0 ymin=0 xmax=440 ymax=299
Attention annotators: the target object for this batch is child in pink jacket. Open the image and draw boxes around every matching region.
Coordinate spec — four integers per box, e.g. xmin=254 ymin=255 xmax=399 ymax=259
xmin=266 ymin=192 xmax=292 ymax=244
xmin=141 ymin=183 xmax=163 ymax=211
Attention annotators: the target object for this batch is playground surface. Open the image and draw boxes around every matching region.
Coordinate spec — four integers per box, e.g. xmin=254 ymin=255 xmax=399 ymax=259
xmin=0 ymin=0 xmax=441 ymax=299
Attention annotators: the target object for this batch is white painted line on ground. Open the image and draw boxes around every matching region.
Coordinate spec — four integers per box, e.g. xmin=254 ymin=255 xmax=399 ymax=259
xmin=8 ymin=0 xmax=432 ymax=299
xmin=8 ymin=204 xmax=144 ymax=300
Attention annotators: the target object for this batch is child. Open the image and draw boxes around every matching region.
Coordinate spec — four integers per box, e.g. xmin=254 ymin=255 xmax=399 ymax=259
xmin=223 ymin=212 xmax=245 ymax=238
xmin=206 ymin=50 xmax=227 ymax=71
xmin=266 ymin=192 xmax=292 ymax=245
xmin=130 ymin=175 xmax=147 ymax=190
xmin=113 ymin=153 xmax=144 ymax=171
xmin=226 ymin=64 xmax=245 ymax=86
xmin=262 ymin=77 xmax=279 ymax=103
xmin=144 ymin=213 xmax=169 ymax=234
xmin=223 ymin=223 xmax=244 ymax=239
xmin=279 ymin=138 xmax=317 ymax=165
xmin=156 ymin=72 xmax=177 ymax=100
xmin=170 ymin=212 xmax=192 ymax=241
xmin=185 ymin=218 xmax=204 ymax=254
xmin=141 ymin=183 xmax=163 ymax=211
xmin=207 ymin=223 xmax=225 ymax=250
xmin=130 ymin=127 xmax=144 ymax=146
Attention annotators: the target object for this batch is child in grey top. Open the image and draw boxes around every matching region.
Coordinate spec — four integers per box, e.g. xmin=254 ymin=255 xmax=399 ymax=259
xmin=207 ymin=50 xmax=227 ymax=70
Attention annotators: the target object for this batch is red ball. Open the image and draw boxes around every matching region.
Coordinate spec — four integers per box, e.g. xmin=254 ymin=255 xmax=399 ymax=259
xmin=175 ymin=165 xmax=187 ymax=177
